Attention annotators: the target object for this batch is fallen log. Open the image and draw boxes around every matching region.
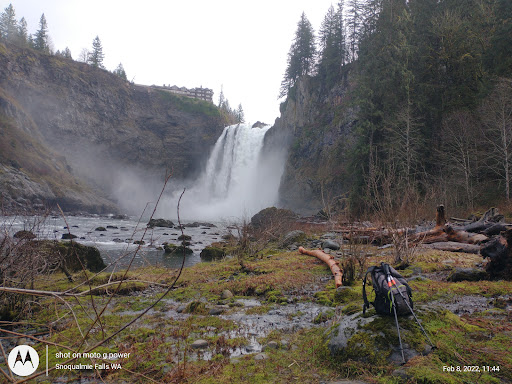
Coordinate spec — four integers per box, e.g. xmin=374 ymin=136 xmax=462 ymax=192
xmin=299 ymin=246 xmax=343 ymax=287
xmin=422 ymin=242 xmax=481 ymax=254
xmin=413 ymin=225 xmax=488 ymax=244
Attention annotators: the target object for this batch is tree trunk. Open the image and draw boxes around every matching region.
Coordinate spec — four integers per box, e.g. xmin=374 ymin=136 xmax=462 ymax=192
xmin=436 ymin=205 xmax=446 ymax=227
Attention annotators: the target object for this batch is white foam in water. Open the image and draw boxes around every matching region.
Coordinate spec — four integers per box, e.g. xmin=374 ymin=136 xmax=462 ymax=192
xmin=160 ymin=123 xmax=286 ymax=221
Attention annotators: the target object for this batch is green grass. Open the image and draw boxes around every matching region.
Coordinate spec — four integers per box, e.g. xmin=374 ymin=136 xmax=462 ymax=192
xmin=8 ymin=245 xmax=512 ymax=383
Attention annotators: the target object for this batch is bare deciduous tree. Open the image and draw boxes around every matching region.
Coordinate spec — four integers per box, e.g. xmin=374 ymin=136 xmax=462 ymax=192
xmin=480 ymin=78 xmax=512 ymax=200
xmin=440 ymin=110 xmax=481 ymax=208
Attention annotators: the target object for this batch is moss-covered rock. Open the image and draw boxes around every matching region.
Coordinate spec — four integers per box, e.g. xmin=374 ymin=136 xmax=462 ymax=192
xmin=328 ymin=311 xmax=433 ymax=365
xmin=200 ymin=246 xmax=226 ymax=261
xmin=34 ymin=240 xmax=106 ymax=272
xmin=334 ymin=286 xmax=358 ymax=303
xmin=281 ymin=230 xmax=306 ymax=247
xmin=53 ymin=241 xmax=106 ymax=272
xmin=147 ymin=218 xmax=174 ymax=228
xmin=13 ymin=230 xmax=36 ymax=240
xmin=447 ymin=267 xmax=488 ymax=282
xmin=163 ymin=243 xmax=193 ymax=255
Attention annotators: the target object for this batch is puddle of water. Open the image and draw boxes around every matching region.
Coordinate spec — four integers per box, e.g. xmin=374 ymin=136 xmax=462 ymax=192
xmin=141 ymin=298 xmax=333 ymax=360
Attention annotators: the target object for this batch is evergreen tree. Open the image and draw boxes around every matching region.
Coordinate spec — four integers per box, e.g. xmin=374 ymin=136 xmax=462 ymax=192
xmin=318 ymin=3 xmax=346 ymax=86
xmin=333 ymin=2 xmax=347 ymax=67
xmin=486 ymin=0 xmax=512 ymax=76
xmin=218 ymin=85 xmax=225 ymax=108
xmin=17 ymin=17 xmax=28 ymax=45
xmin=113 ymin=63 xmax=127 ymax=80
xmin=33 ymin=13 xmax=50 ymax=53
xmin=63 ymin=47 xmax=72 ymax=59
xmin=89 ymin=36 xmax=105 ymax=68
xmin=280 ymin=12 xmax=316 ymax=97
xmin=345 ymin=0 xmax=364 ymax=62
xmin=236 ymin=104 xmax=245 ymax=124
xmin=318 ymin=5 xmax=336 ymax=51
xmin=0 ymin=4 xmax=18 ymax=41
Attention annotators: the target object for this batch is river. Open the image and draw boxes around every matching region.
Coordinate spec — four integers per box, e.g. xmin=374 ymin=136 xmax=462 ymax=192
xmin=1 ymin=214 xmax=236 ymax=270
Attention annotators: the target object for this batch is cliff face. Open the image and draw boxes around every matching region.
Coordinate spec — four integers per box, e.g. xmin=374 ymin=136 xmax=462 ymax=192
xmin=264 ymin=74 xmax=357 ymax=215
xmin=0 ymin=42 xmax=225 ymax=213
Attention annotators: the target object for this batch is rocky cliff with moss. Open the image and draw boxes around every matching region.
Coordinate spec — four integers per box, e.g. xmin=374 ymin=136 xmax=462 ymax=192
xmin=264 ymin=74 xmax=357 ymax=216
xmin=0 ymin=41 xmax=225 ymax=213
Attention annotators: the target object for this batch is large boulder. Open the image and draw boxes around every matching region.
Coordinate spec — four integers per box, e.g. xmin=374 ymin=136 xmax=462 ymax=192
xmin=148 ymin=218 xmax=174 ymax=228
xmin=200 ymin=246 xmax=226 ymax=261
xmin=13 ymin=230 xmax=36 ymax=240
xmin=47 ymin=241 xmax=106 ymax=272
xmin=163 ymin=243 xmax=193 ymax=255
xmin=250 ymin=207 xmax=297 ymax=231
xmin=281 ymin=230 xmax=306 ymax=247
xmin=447 ymin=267 xmax=488 ymax=282
xmin=322 ymin=239 xmax=341 ymax=250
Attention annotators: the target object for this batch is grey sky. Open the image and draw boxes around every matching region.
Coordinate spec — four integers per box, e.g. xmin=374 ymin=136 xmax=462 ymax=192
xmin=5 ymin=0 xmax=337 ymax=124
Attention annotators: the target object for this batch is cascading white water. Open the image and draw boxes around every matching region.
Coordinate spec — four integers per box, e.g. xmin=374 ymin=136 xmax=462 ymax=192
xmin=163 ymin=123 xmax=285 ymax=221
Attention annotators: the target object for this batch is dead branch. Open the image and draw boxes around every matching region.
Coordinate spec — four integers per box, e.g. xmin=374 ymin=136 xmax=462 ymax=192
xmin=298 ymin=246 xmax=343 ymax=287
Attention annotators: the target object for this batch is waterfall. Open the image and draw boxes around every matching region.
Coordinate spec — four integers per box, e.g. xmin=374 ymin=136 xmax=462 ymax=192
xmin=164 ymin=123 xmax=285 ymax=221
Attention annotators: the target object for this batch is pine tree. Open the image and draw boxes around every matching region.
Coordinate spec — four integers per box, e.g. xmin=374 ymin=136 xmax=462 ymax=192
xmin=236 ymin=104 xmax=245 ymax=124
xmin=318 ymin=3 xmax=346 ymax=86
xmin=486 ymin=0 xmax=512 ymax=76
xmin=333 ymin=2 xmax=347 ymax=67
xmin=218 ymin=85 xmax=225 ymax=108
xmin=0 ymin=4 xmax=18 ymax=41
xmin=63 ymin=47 xmax=72 ymax=59
xmin=33 ymin=14 xmax=50 ymax=53
xmin=113 ymin=63 xmax=127 ymax=80
xmin=345 ymin=0 xmax=364 ymax=62
xmin=318 ymin=5 xmax=336 ymax=52
xmin=89 ymin=36 xmax=105 ymax=68
xmin=17 ymin=17 xmax=28 ymax=45
xmin=280 ymin=12 xmax=316 ymax=97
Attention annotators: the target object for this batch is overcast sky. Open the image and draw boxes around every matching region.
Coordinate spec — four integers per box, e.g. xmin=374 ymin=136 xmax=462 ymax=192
xmin=5 ymin=0 xmax=337 ymax=125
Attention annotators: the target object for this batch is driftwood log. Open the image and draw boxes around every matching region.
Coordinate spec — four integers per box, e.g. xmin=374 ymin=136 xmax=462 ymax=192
xmin=299 ymin=246 xmax=343 ymax=287
xmin=411 ymin=206 xmax=489 ymax=245
xmin=422 ymin=242 xmax=481 ymax=254
xmin=414 ymin=225 xmax=488 ymax=245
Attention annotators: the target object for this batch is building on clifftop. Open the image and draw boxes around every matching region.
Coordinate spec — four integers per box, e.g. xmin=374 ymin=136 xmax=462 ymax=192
xmin=152 ymin=84 xmax=214 ymax=103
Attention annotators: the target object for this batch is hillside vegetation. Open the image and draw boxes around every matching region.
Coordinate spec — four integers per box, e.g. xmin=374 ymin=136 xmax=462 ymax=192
xmin=273 ymin=0 xmax=512 ymax=220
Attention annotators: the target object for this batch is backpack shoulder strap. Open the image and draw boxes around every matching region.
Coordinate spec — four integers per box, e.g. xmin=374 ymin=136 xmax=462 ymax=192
xmin=362 ymin=266 xmax=376 ymax=314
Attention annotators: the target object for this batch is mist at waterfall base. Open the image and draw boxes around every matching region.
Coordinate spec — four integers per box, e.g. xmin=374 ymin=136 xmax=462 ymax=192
xmin=157 ymin=123 xmax=286 ymax=222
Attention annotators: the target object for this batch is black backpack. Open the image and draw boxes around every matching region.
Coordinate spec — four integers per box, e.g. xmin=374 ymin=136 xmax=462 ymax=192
xmin=363 ymin=263 xmax=413 ymax=316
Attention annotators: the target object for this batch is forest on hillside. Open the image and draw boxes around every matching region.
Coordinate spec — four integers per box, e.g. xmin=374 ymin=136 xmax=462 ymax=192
xmin=0 ymin=3 xmax=244 ymax=124
xmin=281 ymin=0 xmax=512 ymax=219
